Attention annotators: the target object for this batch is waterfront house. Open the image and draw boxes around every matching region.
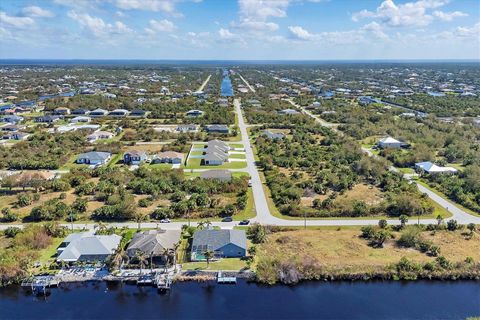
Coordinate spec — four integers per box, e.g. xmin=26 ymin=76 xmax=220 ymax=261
xmin=262 ymin=130 xmax=285 ymax=140
xmin=87 ymin=131 xmax=114 ymax=142
xmin=151 ymin=151 xmax=184 ymax=164
xmin=415 ymin=162 xmax=458 ymax=175
xmin=205 ymin=124 xmax=229 ymax=134
xmin=70 ymin=116 xmax=91 ymax=123
xmin=126 ymin=230 xmax=181 ymax=265
xmin=76 ymin=151 xmax=112 ymax=165
xmin=186 ymin=109 xmax=204 ymax=117
xmin=109 ymin=109 xmax=129 ymax=117
xmin=191 ymin=229 xmax=247 ymax=261
xmin=176 ymin=124 xmax=197 ymax=133
xmin=72 ymin=108 xmax=90 ymax=115
xmin=123 ymin=150 xmax=148 ymax=165
xmin=378 ymin=137 xmax=405 ymax=149
xmin=35 ymin=115 xmax=61 ymax=123
xmin=90 ymin=108 xmax=108 ymax=117
xmin=57 ymin=232 xmax=121 ymax=263
xmin=200 ymin=170 xmax=232 ymax=182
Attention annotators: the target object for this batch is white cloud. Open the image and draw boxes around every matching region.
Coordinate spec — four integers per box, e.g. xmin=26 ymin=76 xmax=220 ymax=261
xmin=218 ymin=28 xmax=235 ymax=39
xmin=238 ymin=0 xmax=290 ymax=21
xmin=22 ymin=6 xmax=55 ymax=18
xmin=0 ymin=11 xmax=35 ymax=28
xmin=352 ymin=0 xmax=450 ymax=27
xmin=432 ymin=10 xmax=468 ymax=21
xmin=114 ymin=0 xmax=177 ymax=13
xmin=233 ymin=20 xmax=279 ymax=32
xmin=145 ymin=19 xmax=176 ymax=33
xmin=67 ymin=10 xmax=133 ymax=38
xmin=288 ymin=26 xmax=315 ymax=40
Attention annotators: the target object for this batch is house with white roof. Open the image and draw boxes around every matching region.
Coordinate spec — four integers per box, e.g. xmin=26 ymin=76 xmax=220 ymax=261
xmin=378 ymin=136 xmax=405 ymax=149
xmin=56 ymin=232 xmax=121 ymax=263
xmin=415 ymin=162 xmax=458 ymax=174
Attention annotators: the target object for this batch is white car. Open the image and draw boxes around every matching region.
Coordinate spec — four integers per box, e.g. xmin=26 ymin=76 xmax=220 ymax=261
xmin=248 ymin=179 xmax=252 ymax=187
xmin=160 ymin=218 xmax=171 ymax=223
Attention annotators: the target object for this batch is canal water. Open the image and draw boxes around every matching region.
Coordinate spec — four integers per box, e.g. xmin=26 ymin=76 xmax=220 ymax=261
xmin=220 ymin=69 xmax=234 ymax=97
xmin=0 ymin=280 xmax=478 ymax=319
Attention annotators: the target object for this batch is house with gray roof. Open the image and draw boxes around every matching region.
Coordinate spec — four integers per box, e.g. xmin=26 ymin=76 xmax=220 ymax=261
xmin=278 ymin=108 xmax=300 ymax=115
xmin=191 ymin=229 xmax=247 ymax=261
xmin=203 ymin=140 xmax=229 ymax=165
xmin=123 ymin=150 xmax=148 ymax=165
xmin=205 ymin=124 xmax=229 ymax=134
xmin=56 ymin=232 xmax=121 ymax=263
xmin=262 ymin=130 xmax=285 ymax=140
xmin=126 ymin=230 xmax=181 ymax=265
xmin=90 ymin=108 xmax=108 ymax=117
xmin=76 ymin=151 xmax=111 ymax=165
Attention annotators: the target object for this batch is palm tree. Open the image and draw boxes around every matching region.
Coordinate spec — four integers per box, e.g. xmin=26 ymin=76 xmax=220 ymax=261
xmin=135 ymin=250 xmax=148 ymax=276
xmin=204 ymin=250 xmax=214 ymax=267
xmin=162 ymin=248 xmax=171 ymax=272
xmin=109 ymin=247 xmax=128 ymax=271
xmin=172 ymin=242 xmax=180 ymax=272
xmin=399 ymin=215 xmax=408 ymax=228
xmin=95 ymin=222 xmax=108 ymax=235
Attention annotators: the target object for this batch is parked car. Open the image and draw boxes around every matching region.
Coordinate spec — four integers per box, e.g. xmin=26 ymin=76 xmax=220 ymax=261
xmin=248 ymin=179 xmax=252 ymax=187
xmin=160 ymin=218 xmax=171 ymax=223
xmin=239 ymin=220 xmax=250 ymax=225
xmin=222 ymin=217 xmax=233 ymax=222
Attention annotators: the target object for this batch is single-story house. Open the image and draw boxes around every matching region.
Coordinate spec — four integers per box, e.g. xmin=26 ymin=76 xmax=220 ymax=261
xmin=109 ymin=109 xmax=129 ymax=117
xmin=186 ymin=109 xmax=204 ymax=117
xmin=262 ymin=130 xmax=285 ymax=140
xmin=0 ymin=124 xmax=24 ymax=132
xmin=71 ymin=108 xmax=90 ymax=115
xmin=378 ymin=137 xmax=405 ymax=149
xmin=218 ymin=98 xmax=229 ymax=107
xmin=53 ymin=107 xmax=71 ymax=115
xmin=15 ymin=100 xmax=36 ymax=109
xmin=35 ymin=115 xmax=61 ymax=123
xmin=204 ymin=140 xmax=230 ymax=165
xmin=124 ymin=150 xmax=148 ymax=165
xmin=57 ymin=232 xmax=121 ymax=263
xmin=278 ymin=109 xmax=300 ymax=115
xmin=76 ymin=151 xmax=112 ymax=165
xmin=70 ymin=116 xmax=91 ymax=123
xmin=205 ymin=124 xmax=229 ymax=134
xmin=191 ymin=229 xmax=247 ymax=261
xmin=90 ymin=108 xmax=108 ymax=117
xmin=415 ymin=162 xmax=458 ymax=174
xmin=152 ymin=151 xmax=184 ymax=164
xmin=87 ymin=131 xmax=114 ymax=142
xmin=2 ymin=132 xmax=30 ymax=140
xmin=130 ymin=109 xmax=146 ymax=117
xmin=200 ymin=170 xmax=232 ymax=182
xmin=0 ymin=115 xmax=23 ymax=123
xmin=358 ymin=96 xmax=379 ymax=106
xmin=176 ymin=124 xmax=197 ymax=133
xmin=126 ymin=230 xmax=181 ymax=265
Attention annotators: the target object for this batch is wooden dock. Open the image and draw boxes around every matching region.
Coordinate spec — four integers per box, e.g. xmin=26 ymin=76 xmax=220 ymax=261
xmin=154 ymin=272 xmax=172 ymax=291
xmin=217 ymin=271 xmax=236 ymax=284
xmin=21 ymin=276 xmax=60 ymax=295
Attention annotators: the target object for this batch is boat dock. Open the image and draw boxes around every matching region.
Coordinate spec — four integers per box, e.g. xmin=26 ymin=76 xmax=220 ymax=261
xmin=21 ymin=275 xmax=60 ymax=295
xmin=154 ymin=272 xmax=172 ymax=291
xmin=217 ymin=271 xmax=236 ymax=284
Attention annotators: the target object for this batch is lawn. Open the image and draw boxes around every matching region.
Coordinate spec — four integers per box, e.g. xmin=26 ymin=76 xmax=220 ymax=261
xmin=185 ymin=157 xmax=247 ymax=169
xmin=182 ymin=258 xmax=248 ymax=271
xmin=229 ymin=153 xmax=246 ymax=159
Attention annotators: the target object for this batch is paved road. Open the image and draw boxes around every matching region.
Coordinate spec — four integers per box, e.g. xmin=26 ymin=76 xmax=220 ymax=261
xmin=194 ymin=74 xmax=211 ymax=93
xmin=237 ymin=73 xmax=256 ymax=93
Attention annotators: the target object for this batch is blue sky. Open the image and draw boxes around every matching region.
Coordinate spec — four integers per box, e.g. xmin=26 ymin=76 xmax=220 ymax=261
xmin=0 ymin=0 xmax=479 ymax=60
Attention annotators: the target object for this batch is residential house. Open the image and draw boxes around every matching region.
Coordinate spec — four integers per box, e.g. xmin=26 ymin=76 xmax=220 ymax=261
xmin=126 ymin=230 xmax=181 ymax=265
xmin=123 ymin=150 xmax=148 ymax=165
xmin=415 ymin=162 xmax=458 ymax=174
xmin=205 ymin=124 xmax=229 ymax=134
xmin=358 ymin=96 xmax=379 ymax=106
xmin=71 ymin=108 xmax=90 ymax=115
xmin=204 ymin=140 xmax=229 ymax=165
xmin=186 ymin=109 xmax=204 ymax=117
xmin=200 ymin=170 xmax=232 ymax=182
xmin=15 ymin=100 xmax=36 ymax=110
xmin=176 ymin=124 xmax=197 ymax=133
xmin=218 ymin=98 xmax=229 ymax=107
xmin=278 ymin=109 xmax=299 ymax=115
xmin=87 ymin=131 xmax=114 ymax=142
xmin=130 ymin=109 xmax=146 ymax=117
xmin=191 ymin=229 xmax=247 ymax=261
xmin=70 ymin=116 xmax=91 ymax=123
xmin=0 ymin=115 xmax=23 ymax=123
xmin=2 ymin=132 xmax=30 ymax=141
xmin=90 ymin=108 xmax=108 ymax=117
xmin=53 ymin=107 xmax=71 ymax=115
xmin=57 ymin=232 xmax=121 ymax=263
xmin=109 ymin=109 xmax=129 ymax=117
xmin=1 ymin=124 xmax=24 ymax=132
xmin=262 ymin=130 xmax=285 ymax=140
xmin=378 ymin=137 xmax=406 ymax=149
xmin=34 ymin=115 xmax=61 ymax=123
xmin=76 ymin=151 xmax=112 ymax=165
xmin=151 ymin=151 xmax=184 ymax=164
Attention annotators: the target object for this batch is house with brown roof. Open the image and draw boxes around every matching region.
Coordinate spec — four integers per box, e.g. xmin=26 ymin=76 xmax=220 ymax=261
xmin=152 ymin=151 xmax=184 ymax=164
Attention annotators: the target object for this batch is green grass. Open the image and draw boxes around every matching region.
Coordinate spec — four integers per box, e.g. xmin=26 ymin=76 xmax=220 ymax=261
xmin=107 ymin=153 xmax=122 ymax=167
xmin=182 ymin=258 xmax=248 ymax=271
xmin=228 ymin=143 xmax=244 ymax=149
xmin=35 ymin=237 xmax=63 ymax=268
xmin=59 ymin=155 xmax=88 ymax=171
xmin=185 ymin=157 xmax=247 ymax=169
xmin=232 ymin=188 xmax=255 ymax=220
xmin=229 ymin=153 xmax=246 ymax=159
xmin=397 ymin=167 xmax=415 ymax=174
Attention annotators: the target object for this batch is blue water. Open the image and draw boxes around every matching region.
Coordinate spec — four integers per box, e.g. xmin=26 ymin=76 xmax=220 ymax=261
xmin=221 ymin=70 xmax=234 ymax=97
xmin=0 ymin=280 xmax=478 ymax=319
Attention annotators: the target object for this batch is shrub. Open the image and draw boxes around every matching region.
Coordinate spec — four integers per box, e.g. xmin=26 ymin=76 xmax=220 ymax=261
xmin=4 ymin=227 xmax=21 ymax=238
xmin=398 ymin=226 xmax=421 ymax=248
xmin=446 ymin=219 xmax=458 ymax=231
xmin=247 ymin=223 xmax=267 ymax=244
xmin=1 ymin=208 xmax=17 ymax=222
xmin=138 ymin=198 xmax=152 ymax=208
xmin=16 ymin=193 xmax=32 ymax=208
xmin=361 ymin=225 xmax=376 ymax=239
xmin=378 ymin=219 xmax=388 ymax=229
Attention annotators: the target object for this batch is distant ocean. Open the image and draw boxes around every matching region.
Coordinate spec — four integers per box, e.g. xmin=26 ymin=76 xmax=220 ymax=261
xmin=0 ymin=59 xmax=479 ymax=66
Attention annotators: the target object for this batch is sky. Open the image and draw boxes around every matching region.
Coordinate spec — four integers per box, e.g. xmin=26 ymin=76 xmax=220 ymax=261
xmin=0 ymin=0 xmax=479 ymax=60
